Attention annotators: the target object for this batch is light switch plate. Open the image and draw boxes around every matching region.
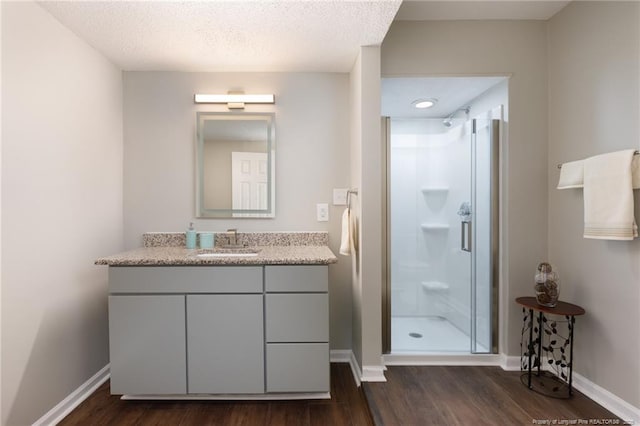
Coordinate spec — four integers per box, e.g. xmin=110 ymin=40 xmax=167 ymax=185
xmin=333 ymin=188 xmax=348 ymax=206
xmin=316 ymin=203 xmax=329 ymax=222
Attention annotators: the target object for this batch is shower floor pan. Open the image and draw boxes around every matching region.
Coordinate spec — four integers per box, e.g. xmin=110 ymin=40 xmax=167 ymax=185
xmin=391 ymin=316 xmax=488 ymax=353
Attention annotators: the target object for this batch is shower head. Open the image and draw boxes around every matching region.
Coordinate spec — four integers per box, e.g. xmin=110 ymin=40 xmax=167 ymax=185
xmin=443 ymin=106 xmax=471 ymax=127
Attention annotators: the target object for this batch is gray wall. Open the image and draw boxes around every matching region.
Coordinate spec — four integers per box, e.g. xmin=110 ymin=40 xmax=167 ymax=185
xmin=123 ymin=72 xmax=353 ymax=350
xmin=1 ymin=2 xmax=123 ymax=424
xmin=349 ymin=47 xmax=384 ymax=374
xmin=547 ymin=1 xmax=640 ymax=407
xmin=382 ymin=20 xmax=548 ymax=358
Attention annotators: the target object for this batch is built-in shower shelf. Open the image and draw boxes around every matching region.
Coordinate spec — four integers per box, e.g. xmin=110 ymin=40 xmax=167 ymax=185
xmin=420 ymin=223 xmax=450 ymax=231
xmin=421 ymin=187 xmax=449 ymax=194
xmin=421 ymin=281 xmax=450 ymax=291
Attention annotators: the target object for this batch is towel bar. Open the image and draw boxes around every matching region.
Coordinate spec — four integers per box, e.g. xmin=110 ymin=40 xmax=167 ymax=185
xmin=557 ymin=151 xmax=639 ymax=169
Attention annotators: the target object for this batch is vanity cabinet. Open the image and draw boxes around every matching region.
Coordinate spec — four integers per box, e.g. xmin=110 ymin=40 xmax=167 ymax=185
xmin=108 ymin=266 xmax=264 ymax=395
xmin=108 ymin=264 xmax=329 ymax=397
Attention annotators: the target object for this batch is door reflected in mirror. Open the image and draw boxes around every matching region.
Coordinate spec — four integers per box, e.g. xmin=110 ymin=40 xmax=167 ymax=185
xmin=196 ymin=112 xmax=275 ymax=218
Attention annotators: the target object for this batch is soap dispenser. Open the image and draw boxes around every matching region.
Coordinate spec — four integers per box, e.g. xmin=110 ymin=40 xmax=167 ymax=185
xmin=186 ymin=222 xmax=197 ymax=249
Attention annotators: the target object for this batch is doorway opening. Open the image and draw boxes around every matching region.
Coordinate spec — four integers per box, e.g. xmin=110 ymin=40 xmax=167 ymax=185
xmin=381 ymin=76 xmax=506 ymax=355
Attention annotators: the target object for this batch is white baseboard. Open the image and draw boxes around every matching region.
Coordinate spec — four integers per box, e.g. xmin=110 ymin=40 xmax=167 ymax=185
xmin=330 ymin=349 xmax=363 ymax=387
xmin=330 ymin=350 xmax=387 ymax=385
xmin=33 ymin=364 xmax=110 ymax=426
xmin=571 ymin=371 xmax=640 ymax=424
xmin=500 ymin=354 xmax=521 ymax=371
xmin=361 ymin=365 xmax=387 ymax=382
xmin=500 ymin=355 xmax=639 ymax=423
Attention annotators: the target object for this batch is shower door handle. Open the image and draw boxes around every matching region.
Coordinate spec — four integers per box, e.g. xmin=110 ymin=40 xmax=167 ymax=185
xmin=461 ymin=221 xmax=472 ymax=252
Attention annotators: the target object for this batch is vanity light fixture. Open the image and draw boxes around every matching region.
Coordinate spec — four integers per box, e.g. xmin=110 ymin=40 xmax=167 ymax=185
xmin=194 ymin=93 xmax=275 ymax=109
xmin=412 ymin=98 xmax=438 ymax=109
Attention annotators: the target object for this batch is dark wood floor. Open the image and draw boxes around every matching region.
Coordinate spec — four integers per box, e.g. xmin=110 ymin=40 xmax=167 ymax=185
xmin=59 ymin=364 xmax=373 ymax=426
xmin=61 ymin=364 xmax=622 ymax=426
xmin=364 ymin=366 xmax=621 ymax=426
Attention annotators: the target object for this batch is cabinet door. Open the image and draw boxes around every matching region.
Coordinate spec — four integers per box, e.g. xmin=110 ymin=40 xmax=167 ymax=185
xmin=187 ymin=294 xmax=264 ymax=394
xmin=109 ymin=295 xmax=186 ymax=395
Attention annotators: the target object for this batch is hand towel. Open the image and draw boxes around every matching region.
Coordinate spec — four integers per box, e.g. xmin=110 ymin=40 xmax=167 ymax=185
xmin=339 ymin=208 xmax=351 ymax=255
xmin=350 ymin=209 xmax=359 ymax=255
xmin=583 ymin=150 xmax=638 ymax=240
xmin=557 ymin=160 xmax=584 ymax=189
xmin=558 ymin=155 xmax=640 ymax=189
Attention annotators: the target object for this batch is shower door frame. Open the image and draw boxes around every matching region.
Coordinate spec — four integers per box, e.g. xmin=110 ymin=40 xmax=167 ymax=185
xmin=382 ymin=117 xmax=391 ymax=355
xmin=381 ymin=115 xmax=500 ymax=355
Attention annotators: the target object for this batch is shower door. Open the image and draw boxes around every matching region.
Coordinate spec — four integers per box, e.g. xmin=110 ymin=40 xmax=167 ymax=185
xmin=470 ymin=118 xmax=499 ymax=354
xmin=383 ymin=117 xmax=499 ymax=354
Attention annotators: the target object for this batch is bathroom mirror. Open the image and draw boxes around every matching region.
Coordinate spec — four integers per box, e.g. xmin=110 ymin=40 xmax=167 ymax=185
xmin=196 ymin=112 xmax=275 ymax=218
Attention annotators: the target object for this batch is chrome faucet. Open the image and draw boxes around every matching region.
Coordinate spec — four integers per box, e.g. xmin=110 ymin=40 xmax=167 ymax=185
xmin=226 ymin=228 xmax=238 ymax=246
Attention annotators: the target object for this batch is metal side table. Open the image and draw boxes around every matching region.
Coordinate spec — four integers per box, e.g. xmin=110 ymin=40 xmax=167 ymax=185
xmin=516 ymin=296 xmax=586 ymax=399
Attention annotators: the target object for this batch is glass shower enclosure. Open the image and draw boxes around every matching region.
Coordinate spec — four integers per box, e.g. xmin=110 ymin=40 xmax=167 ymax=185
xmin=383 ymin=116 xmax=499 ymax=354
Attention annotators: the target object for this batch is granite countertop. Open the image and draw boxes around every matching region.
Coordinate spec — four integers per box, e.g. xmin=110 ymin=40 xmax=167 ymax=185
xmin=95 ymin=245 xmax=338 ymax=266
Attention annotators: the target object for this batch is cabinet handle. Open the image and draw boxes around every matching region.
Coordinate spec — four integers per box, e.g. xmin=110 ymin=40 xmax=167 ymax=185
xmin=461 ymin=221 xmax=472 ymax=252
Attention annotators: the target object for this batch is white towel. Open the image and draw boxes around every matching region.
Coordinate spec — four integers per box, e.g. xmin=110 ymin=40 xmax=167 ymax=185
xmin=339 ymin=208 xmax=351 ymax=255
xmin=583 ymin=150 xmax=638 ymax=240
xmin=557 ymin=160 xmax=584 ymax=189
xmin=350 ymin=210 xmax=358 ymax=255
xmin=633 ymin=155 xmax=640 ymax=189
xmin=558 ymin=155 xmax=640 ymax=189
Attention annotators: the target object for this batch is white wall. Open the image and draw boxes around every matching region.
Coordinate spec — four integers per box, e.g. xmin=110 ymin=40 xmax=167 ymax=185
xmin=388 ymin=120 xmax=466 ymax=323
xmin=547 ymin=1 xmax=640 ymax=408
xmin=388 ymin=120 xmax=435 ymax=318
xmin=1 ymin=2 xmax=123 ymax=425
xmin=382 ymin=20 xmax=548 ymax=357
xmin=349 ymin=53 xmax=364 ymax=368
xmin=123 ymin=71 xmax=353 ymax=350
xmin=0 ymin=2 xmax=4 ymax=421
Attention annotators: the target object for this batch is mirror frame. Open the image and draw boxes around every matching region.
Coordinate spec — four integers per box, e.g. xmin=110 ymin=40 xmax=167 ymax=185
xmin=195 ymin=112 xmax=276 ymax=218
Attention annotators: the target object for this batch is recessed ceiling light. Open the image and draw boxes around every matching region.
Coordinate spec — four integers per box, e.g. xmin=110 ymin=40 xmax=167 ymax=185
xmin=412 ymin=98 xmax=438 ymax=109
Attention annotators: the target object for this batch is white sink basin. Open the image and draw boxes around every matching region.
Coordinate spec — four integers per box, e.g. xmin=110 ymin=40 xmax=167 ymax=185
xmin=196 ymin=252 xmax=258 ymax=258
xmin=194 ymin=248 xmax=260 ymax=258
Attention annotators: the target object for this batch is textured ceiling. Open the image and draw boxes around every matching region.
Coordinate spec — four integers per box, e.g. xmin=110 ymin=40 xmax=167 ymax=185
xmin=40 ymin=1 xmax=403 ymax=72
xmin=39 ymin=1 xmax=570 ymax=73
xmin=395 ymin=0 xmax=570 ymax=21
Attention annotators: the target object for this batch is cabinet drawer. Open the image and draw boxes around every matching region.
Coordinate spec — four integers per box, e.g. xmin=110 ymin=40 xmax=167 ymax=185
xmin=265 ymin=294 xmax=328 ymax=342
xmin=265 ymin=265 xmax=328 ymax=292
xmin=109 ymin=266 xmax=262 ymax=293
xmin=266 ymin=343 xmax=329 ymax=393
